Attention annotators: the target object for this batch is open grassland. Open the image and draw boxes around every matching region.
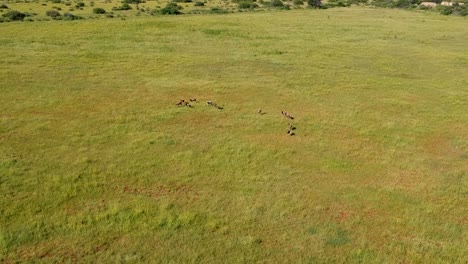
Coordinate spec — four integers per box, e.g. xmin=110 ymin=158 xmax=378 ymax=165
xmin=1 ymin=7 xmax=468 ymax=263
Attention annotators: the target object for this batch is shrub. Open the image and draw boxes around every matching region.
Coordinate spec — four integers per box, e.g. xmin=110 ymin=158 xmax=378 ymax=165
xmin=123 ymin=0 xmax=143 ymax=3
xmin=51 ymin=0 xmax=61 ymax=3
xmin=160 ymin=2 xmax=182 ymax=14
xmin=347 ymin=0 xmax=367 ymax=4
xmin=308 ymin=0 xmax=321 ymax=7
xmin=75 ymin=2 xmax=84 ymax=7
xmin=438 ymin=6 xmax=452 ymax=15
xmin=458 ymin=8 xmax=468 ymax=16
xmin=210 ymin=7 xmax=228 ymax=13
xmin=45 ymin=9 xmax=61 ymax=17
xmin=372 ymin=0 xmax=395 ymax=7
xmin=238 ymin=0 xmax=258 ymax=8
xmin=2 ymin=10 xmax=26 ymax=20
xmin=93 ymin=7 xmax=106 ymax=13
xmin=394 ymin=0 xmax=412 ymax=8
xmin=173 ymin=0 xmax=192 ymax=2
xmin=194 ymin=1 xmax=204 ymax=5
xmin=0 ymin=4 xmax=9 ymax=8
xmin=418 ymin=4 xmax=430 ymax=10
xmin=325 ymin=0 xmax=349 ymax=7
xmin=270 ymin=0 xmax=284 ymax=7
xmin=293 ymin=0 xmax=303 ymax=5
xmin=63 ymin=12 xmax=82 ymax=20
xmin=113 ymin=3 xmax=132 ymax=10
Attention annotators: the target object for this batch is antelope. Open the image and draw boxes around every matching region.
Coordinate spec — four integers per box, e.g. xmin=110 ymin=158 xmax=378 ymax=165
xmin=190 ymin=98 xmax=197 ymax=103
xmin=282 ymin=111 xmax=294 ymax=119
xmin=176 ymin=99 xmax=185 ymax=106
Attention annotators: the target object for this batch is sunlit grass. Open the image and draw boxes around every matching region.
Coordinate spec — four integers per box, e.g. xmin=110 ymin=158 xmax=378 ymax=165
xmin=1 ymin=7 xmax=467 ymax=263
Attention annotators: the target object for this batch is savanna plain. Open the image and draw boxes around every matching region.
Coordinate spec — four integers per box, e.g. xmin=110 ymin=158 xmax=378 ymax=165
xmin=1 ymin=7 xmax=467 ymax=263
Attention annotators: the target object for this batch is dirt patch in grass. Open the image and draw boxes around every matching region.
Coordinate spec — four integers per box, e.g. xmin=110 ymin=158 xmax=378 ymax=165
xmin=423 ymin=133 xmax=464 ymax=159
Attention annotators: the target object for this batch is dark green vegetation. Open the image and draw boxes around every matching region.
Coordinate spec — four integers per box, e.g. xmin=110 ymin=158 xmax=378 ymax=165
xmin=1 ymin=7 xmax=467 ymax=263
xmin=160 ymin=2 xmax=183 ymax=14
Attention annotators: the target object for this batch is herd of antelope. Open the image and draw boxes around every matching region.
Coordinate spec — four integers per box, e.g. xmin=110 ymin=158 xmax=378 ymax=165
xmin=176 ymin=98 xmax=297 ymax=136
xmin=281 ymin=111 xmax=296 ymax=136
xmin=175 ymin=98 xmax=197 ymax=108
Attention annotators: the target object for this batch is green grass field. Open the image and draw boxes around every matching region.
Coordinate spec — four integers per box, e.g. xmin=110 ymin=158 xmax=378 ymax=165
xmin=1 ymin=7 xmax=467 ymax=263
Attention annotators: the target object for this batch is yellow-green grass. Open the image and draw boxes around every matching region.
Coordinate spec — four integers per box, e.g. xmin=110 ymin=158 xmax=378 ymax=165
xmin=1 ymin=7 xmax=467 ymax=263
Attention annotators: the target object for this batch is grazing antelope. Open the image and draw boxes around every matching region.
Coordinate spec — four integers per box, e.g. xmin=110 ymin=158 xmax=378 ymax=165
xmin=206 ymin=101 xmax=222 ymax=110
xmin=190 ymin=98 xmax=197 ymax=103
xmin=288 ymin=123 xmax=295 ymax=130
xmin=258 ymin=109 xmax=263 ymax=115
xmin=282 ymin=111 xmax=293 ymax=119
xmin=185 ymin=102 xmax=192 ymax=108
xmin=176 ymin=99 xmax=185 ymax=106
